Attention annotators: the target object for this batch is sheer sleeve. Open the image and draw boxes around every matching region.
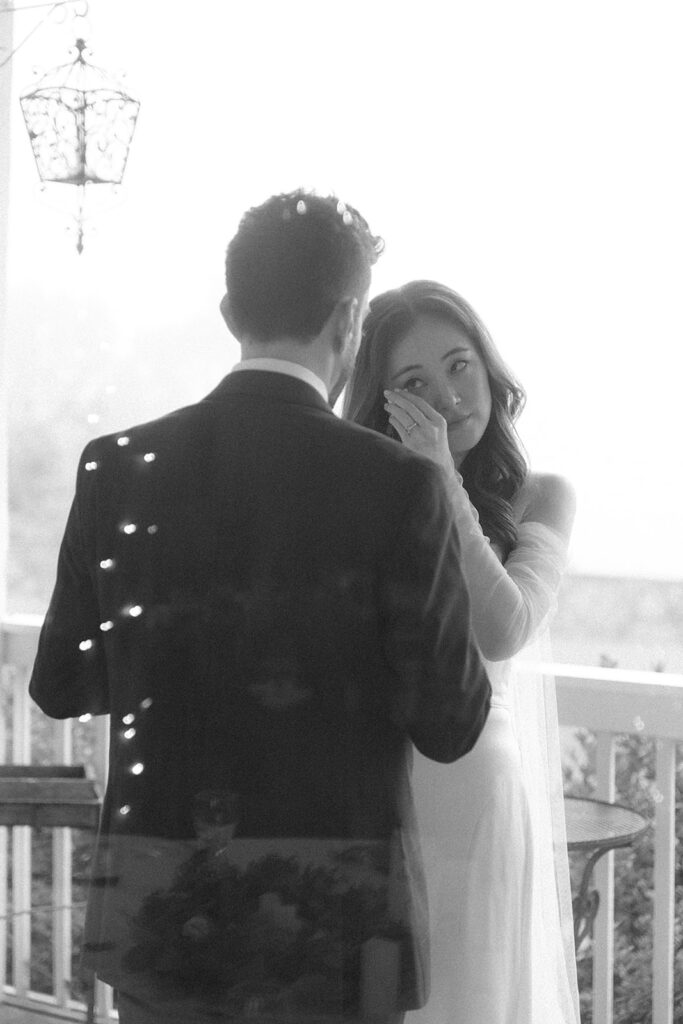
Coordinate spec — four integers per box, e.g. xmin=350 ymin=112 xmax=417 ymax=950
xmin=444 ymin=473 xmax=568 ymax=661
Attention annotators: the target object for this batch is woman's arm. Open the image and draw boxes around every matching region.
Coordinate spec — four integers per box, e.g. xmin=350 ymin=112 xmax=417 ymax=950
xmin=444 ymin=470 xmax=576 ymax=660
xmin=518 ymin=471 xmax=576 ymax=542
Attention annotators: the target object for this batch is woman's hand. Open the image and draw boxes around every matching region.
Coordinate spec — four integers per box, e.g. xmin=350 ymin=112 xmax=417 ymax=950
xmin=383 ymin=389 xmax=456 ymax=478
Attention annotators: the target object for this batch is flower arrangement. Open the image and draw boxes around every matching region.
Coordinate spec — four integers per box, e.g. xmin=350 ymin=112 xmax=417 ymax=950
xmin=122 ymin=838 xmax=415 ymax=1018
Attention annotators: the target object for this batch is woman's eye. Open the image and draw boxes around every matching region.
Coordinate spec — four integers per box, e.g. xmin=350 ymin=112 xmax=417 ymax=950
xmin=450 ymin=360 xmax=468 ymax=374
xmin=401 ymin=378 xmax=424 ymax=391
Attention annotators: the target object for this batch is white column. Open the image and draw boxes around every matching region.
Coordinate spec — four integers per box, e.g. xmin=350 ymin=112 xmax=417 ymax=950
xmin=0 ymin=6 xmax=13 ymax=1005
xmin=0 ymin=2 xmax=13 ymax=624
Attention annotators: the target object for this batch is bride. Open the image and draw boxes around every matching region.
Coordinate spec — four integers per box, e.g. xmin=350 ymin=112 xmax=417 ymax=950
xmin=344 ymin=280 xmax=580 ymax=1024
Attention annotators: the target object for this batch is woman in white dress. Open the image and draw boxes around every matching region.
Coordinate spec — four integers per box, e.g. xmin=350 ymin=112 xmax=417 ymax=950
xmin=344 ymin=281 xmax=580 ymax=1024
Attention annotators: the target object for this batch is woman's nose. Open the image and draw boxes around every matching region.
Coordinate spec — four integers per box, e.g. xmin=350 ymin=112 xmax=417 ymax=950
xmin=434 ymin=383 xmax=461 ymax=414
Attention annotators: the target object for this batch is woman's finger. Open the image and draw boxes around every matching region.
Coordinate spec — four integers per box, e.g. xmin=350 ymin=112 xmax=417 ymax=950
xmin=384 ymin=403 xmax=418 ymax=433
xmin=387 ymin=414 xmax=416 ymax=441
xmin=384 ymin=389 xmax=440 ymax=425
xmin=383 ymin=394 xmax=421 ymax=429
xmin=396 ymin=391 xmax=438 ymax=418
xmin=383 ymin=390 xmax=426 ymax=427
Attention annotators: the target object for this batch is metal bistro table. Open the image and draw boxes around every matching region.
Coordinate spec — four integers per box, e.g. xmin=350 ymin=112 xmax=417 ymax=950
xmin=564 ymin=795 xmax=649 ymax=952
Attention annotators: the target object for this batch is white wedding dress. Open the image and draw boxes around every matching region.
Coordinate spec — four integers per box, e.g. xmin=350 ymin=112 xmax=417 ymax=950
xmin=407 ymin=504 xmax=581 ymax=1024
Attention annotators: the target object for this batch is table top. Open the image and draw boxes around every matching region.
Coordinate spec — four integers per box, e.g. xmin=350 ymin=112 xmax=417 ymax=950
xmin=564 ymin=795 xmax=649 ymax=852
xmin=0 ymin=765 xmax=101 ymax=830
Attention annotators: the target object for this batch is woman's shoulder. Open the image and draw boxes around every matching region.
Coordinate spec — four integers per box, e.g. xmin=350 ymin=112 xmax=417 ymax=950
xmin=514 ymin=471 xmax=576 ymax=539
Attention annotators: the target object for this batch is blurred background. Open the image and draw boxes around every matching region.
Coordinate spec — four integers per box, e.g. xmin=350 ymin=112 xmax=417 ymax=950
xmin=2 ymin=0 xmax=682 ymax=657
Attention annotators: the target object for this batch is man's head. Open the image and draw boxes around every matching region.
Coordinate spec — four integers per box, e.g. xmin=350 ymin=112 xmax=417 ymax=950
xmin=222 ymin=190 xmax=383 ymax=347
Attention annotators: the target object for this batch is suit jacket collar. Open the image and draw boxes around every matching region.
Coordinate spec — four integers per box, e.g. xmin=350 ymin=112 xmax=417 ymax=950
xmin=232 ymin=359 xmax=329 ymax=402
xmin=203 ymin=370 xmax=335 ymax=415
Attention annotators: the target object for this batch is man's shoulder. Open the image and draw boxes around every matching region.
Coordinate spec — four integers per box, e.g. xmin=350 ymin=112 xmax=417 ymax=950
xmin=81 ymin=400 xmax=209 ymax=463
xmin=325 ymin=417 xmax=447 ymax=496
xmin=326 ymin=414 xmax=418 ymax=458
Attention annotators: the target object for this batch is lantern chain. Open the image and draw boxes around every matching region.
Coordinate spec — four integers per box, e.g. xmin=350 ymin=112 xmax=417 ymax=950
xmin=0 ymin=1 xmax=87 ymax=71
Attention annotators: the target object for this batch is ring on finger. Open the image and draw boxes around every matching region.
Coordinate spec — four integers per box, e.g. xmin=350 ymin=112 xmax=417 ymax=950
xmin=405 ymin=420 xmax=417 ymax=433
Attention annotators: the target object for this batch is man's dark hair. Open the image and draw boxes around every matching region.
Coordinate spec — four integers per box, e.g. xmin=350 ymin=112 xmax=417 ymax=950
xmin=225 ymin=190 xmax=384 ymax=343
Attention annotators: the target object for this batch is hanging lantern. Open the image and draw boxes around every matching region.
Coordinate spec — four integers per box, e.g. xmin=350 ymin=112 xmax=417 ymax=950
xmin=20 ymin=37 xmax=140 ymax=253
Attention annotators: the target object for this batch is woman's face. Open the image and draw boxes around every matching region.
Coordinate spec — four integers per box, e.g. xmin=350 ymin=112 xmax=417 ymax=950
xmin=384 ymin=313 xmax=492 ymax=466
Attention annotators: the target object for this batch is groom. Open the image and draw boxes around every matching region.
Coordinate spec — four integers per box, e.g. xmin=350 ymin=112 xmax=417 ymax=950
xmin=29 ymin=190 xmax=491 ymax=1024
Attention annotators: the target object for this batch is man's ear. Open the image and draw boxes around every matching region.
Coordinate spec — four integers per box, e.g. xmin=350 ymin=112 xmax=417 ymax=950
xmin=219 ymin=293 xmax=237 ymax=335
xmin=331 ymin=296 xmax=358 ymax=351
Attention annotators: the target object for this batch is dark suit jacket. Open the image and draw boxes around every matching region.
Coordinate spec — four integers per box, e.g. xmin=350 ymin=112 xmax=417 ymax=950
xmin=30 ymin=371 xmax=490 ymax=1019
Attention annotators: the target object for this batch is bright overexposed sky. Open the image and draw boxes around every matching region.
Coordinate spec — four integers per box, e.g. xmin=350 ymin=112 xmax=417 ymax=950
xmin=3 ymin=0 xmax=683 ymax=579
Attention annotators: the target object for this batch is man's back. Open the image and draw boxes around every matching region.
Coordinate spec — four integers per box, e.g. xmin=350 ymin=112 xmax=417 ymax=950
xmin=31 ymin=370 xmax=488 ymax=836
xmin=29 ymin=370 xmax=490 ymax=1015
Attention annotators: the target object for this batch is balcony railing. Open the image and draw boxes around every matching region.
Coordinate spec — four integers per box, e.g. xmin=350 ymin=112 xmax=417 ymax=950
xmin=1 ymin=614 xmax=682 ymax=1024
xmin=1 ymin=615 xmax=113 ymax=1022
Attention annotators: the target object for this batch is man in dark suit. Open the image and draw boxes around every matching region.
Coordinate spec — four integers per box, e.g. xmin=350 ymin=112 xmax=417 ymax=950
xmin=30 ymin=190 xmax=491 ymax=1024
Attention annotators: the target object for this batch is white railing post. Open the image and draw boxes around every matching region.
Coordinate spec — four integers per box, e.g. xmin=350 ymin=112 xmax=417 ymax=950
xmin=92 ymin=711 xmax=113 ymax=1021
xmin=54 ymin=718 xmax=74 ymax=1008
xmin=593 ymin=731 xmax=616 ymax=1024
xmin=653 ymin=737 xmax=676 ymax=1024
xmin=11 ymin=666 xmax=32 ymax=998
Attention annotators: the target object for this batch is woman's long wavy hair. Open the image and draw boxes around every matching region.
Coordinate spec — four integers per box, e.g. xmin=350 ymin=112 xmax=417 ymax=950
xmin=343 ymin=280 xmax=528 ymax=558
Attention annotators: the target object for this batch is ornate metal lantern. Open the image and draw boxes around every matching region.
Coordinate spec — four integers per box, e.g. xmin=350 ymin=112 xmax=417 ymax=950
xmin=20 ymin=37 xmax=140 ymax=253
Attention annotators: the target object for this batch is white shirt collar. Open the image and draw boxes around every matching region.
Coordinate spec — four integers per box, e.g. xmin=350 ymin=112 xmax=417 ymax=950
xmin=231 ymin=358 xmax=329 ymax=403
